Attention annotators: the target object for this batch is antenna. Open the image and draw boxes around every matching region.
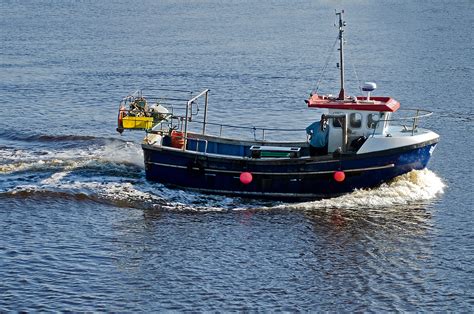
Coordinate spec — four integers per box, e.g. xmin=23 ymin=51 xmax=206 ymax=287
xmin=335 ymin=10 xmax=346 ymax=100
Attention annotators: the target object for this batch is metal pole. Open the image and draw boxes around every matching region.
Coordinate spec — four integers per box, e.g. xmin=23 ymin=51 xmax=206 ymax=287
xmin=342 ymin=116 xmax=348 ymax=152
xmin=183 ymin=100 xmax=189 ymax=151
xmin=181 ymin=89 xmax=209 ymax=150
xmin=412 ymin=109 xmax=419 ymax=136
xmin=336 ymin=10 xmax=346 ymax=100
xmin=202 ymin=90 xmax=209 ymax=135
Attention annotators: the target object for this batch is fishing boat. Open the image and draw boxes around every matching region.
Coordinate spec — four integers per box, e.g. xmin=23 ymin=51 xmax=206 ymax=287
xmin=116 ymin=11 xmax=439 ymax=200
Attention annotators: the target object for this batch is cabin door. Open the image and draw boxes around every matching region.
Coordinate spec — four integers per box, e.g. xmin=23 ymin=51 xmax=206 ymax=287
xmin=327 ymin=114 xmax=345 ymax=153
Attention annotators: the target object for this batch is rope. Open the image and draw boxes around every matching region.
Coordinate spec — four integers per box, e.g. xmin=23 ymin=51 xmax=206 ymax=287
xmin=345 ymin=41 xmax=362 ymax=94
xmin=314 ymin=35 xmax=339 ymax=93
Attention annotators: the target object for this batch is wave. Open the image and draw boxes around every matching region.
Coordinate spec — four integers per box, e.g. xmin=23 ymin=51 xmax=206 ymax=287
xmin=1 ymin=129 xmax=445 ymax=212
xmin=0 ymin=129 xmax=126 ymax=145
xmin=274 ymin=169 xmax=445 ymax=212
xmin=1 ymin=169 xmax=444 ymax=213
xmin=0 ymin=137 xmax=160 ymax=210
xmin=2 ymin=182 xmax=166 ymax=210
xmin=0 ymin=140 xmax=144 ymax=175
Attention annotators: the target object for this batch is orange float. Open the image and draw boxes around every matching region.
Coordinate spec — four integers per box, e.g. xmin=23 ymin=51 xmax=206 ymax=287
xmin=170 ymin=130 xmax=185 ymax=149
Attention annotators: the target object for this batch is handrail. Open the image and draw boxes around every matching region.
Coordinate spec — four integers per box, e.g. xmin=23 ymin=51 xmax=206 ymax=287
xmin=175 ymin=108 xmax=433 ymax=135
xmin=186 ymin=119 xmax=306 ymax=141
xmin=187 ymin=89 xmax=210 ymax=105
xmin=194 ymin=138 xmax=208 ymax=154
xmin=121 ymin=89 xmax=434 ymax=140
xmin=385 ymin=108 xmax=433 ymax=122
xmin=191 ymin=120 xmax=305 ymax=133
xmin=147 ymin=88 xmax=193 ymax=93
xmin=368 ymin=108 xmax=433 ymax=136
xmin=183 ymin=89 xmax=210 ymax=150
xmin=121 ymin=96 xmax=191 ymax=105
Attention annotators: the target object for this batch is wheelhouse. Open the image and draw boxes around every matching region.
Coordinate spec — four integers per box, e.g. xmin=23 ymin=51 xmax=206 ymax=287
xmin=307 ymin=94 xmax=400 ymax=153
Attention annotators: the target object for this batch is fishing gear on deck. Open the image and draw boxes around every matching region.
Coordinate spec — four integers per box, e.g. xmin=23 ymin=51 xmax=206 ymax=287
xmin=116 ymin=93 xmax=170 ymax=133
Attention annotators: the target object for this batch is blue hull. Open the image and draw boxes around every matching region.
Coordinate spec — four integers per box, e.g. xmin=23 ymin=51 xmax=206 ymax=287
xmin=143 ymin=142 xmax=437 ymax=200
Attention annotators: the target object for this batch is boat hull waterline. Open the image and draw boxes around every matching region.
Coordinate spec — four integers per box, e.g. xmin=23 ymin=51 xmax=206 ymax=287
xmin=143 ymin=140 xmax=437 ymax=200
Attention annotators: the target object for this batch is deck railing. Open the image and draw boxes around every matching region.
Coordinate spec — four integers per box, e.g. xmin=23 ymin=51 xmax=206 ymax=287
xmin=122 ymin=89 xmax=434 ymax=142
xmin=184 ymin=120 xmax=305 ymax=141
xmin=384 ymin=108 xmax=433 ymax=135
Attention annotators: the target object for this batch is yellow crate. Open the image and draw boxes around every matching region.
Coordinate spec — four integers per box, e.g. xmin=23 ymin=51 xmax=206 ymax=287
xmin=122 ymin=116 xmax=154 ymax=129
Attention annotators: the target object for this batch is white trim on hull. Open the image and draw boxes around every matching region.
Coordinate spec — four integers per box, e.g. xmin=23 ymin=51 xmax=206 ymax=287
xmin=145 ymin=161 xmax=396 ymax=176
xmin=357 ymin=127 xmax=439 ymax=154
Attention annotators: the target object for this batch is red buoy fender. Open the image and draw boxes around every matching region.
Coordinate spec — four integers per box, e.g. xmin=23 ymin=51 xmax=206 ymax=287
xmin=240 ymin=172 xmax=253 ymax=184
xmin=333 ymin=171 xmax=345 ymax=182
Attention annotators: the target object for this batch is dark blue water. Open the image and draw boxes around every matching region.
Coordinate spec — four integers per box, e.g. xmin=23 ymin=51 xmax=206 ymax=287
xmin=1 ymin=0 xmax=472 ymax=311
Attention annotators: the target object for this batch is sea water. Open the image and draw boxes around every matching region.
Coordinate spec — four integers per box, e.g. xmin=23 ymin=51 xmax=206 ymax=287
xmin=0 ymin=0 xmax=472 ymax=311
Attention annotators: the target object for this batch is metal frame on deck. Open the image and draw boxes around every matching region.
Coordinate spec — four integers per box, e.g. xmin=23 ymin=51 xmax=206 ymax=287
xmin=183 ymin=89 xmax=209 ymax=151
xmin=121 ymin=88 xmax=434 ymax=156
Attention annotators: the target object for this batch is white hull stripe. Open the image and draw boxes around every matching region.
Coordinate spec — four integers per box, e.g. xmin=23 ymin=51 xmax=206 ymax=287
xmin=146 ymin=161 xmax=395 ymax=175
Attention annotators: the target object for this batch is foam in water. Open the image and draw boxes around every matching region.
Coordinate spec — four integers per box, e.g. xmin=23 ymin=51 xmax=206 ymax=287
xmin=1 ymin=132 xmax=445 ymax=212
xmin=101 ymin=140 xmax=144 ymax=168
xmin=276 ymin=169 xmax=445 ymax=211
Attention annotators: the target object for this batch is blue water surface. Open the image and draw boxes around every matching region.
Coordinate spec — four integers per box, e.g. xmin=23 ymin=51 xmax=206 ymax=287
xmin=0 ymin=0 xmax=472 ymax=311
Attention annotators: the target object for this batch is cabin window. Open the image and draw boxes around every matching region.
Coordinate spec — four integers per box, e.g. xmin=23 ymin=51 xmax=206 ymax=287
xmin=367 ymin=113 xmax=384 ymax=129
xmin=332 ymin=117 xmax=342 ymax=128
xmin=350 ymin=113 xmax=362 ymax=128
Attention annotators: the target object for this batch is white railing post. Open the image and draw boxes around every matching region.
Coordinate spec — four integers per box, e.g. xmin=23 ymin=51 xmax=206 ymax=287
xmin=203 ymin=90 xmax=209 ymax=135
xmin=183 ymin=100 xmax=190 ymax=151
xmin=183 ymin=89 xmax=209 ymax=150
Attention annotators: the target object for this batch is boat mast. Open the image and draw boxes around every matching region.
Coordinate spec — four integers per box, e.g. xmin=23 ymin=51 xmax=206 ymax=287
xmin=336 ymin=10 xmax=346 ymax=100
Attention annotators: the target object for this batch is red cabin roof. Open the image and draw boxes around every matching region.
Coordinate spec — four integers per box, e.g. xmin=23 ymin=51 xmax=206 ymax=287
xmin=306 ymin=94 xmax=400 ymax=112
